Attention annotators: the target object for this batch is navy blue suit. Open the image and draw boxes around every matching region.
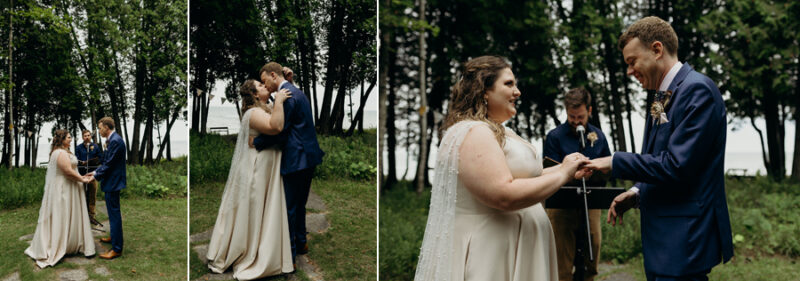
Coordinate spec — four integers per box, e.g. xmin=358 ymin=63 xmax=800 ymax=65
xmin=611 ymin=64 xmax=733 ymax=278
xmin=75 ymin=142 xmax=103 ymax=175
xmin=93 ymin=131 xmax=126 ymax=253
xmin=253 ymin=81 xmax=324 ymax=260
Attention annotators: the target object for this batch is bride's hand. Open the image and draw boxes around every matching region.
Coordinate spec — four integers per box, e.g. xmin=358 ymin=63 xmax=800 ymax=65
xmin=273 ymin=89 xmax=292 ymax=104
xmin=248 ymin=136 xmax=255 ymax=148
xmin=561 ymin=152 xmax=589 ymax=175
xmin=574 ymin=167 xmax=594 ymax=180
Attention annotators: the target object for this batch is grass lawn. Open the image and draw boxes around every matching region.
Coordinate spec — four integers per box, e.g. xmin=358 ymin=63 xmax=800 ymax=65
xmin=0 ymin=197 xmax=187 ymax=280
xmin=189 ymin=177 xmax=376 ymax=280
xmin=597 ymin=255 xmax=800 ymax=281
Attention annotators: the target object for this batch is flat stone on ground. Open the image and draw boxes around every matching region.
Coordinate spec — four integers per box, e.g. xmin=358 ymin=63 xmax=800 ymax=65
xmin=194 ymin=244 xmax=209 ymax=265
xmin=306 ymin=191 xmax=327 ymax=211
xmin=58 ymin=269 xmax=88 ymax=281
xmin=598 ymin=262 xmax=624 ymax=275
xmin=95 ymin=202 xmax=108 ymax=215
xmin=196 ymin=272 xmax=234 ymax=281
xmin=18 ymin=233 xmax=33 ymax=241
xmin=296 ymin=255 xmax=323 ymax=281
xmin=306 ymin=213 xmax=329 ymax=234
xmin=190 ymin=229 xmax=213 ymax=243
xmin=94 ymin=266 xmax=111 ymax=276
xmin=1 ymin=272 xmax=20 ymax=281
xmin=599 ymin=272 xmax=638 ymax=281
xmin=63 ymin=256 xmax=94 ymax=265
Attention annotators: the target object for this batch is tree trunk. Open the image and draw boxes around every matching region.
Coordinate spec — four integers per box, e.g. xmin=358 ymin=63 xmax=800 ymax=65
xmin=763 ymin=77 xmax=785 ymax=180
xmin=415 ymin=0 xmax=428 ymax=194
xmin=156 ymin=110 xmax=179 ymax=162
xmin=624 ymin=82 xmax=636 ymax=153
xmin=792 ymin=61 xmax=800 ymax=180
xmin=113 ymin=56 xmax=131 ymax=154
xmin=346 ymin=80 xmax=376 ymax=135
xmin=318 ymin=0 xmax=345 ymax=131
xmin=379 ymin=0 xmax=390 ymax=189
xmin=7 ymin=0 xmax=13 ymax=170
xmin=751 ymin=116 xmax=770 ymax=176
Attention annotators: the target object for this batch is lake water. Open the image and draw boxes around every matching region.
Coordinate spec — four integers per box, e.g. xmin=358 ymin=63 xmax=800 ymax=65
xmin=29 ymin=118 xmax=188 ymax=166
xmin=204 ymin=105 xmax=377 ymax=135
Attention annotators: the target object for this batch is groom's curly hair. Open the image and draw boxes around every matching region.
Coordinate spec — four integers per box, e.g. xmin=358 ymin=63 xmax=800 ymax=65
xmin=442 ymin=55 xmax=509 ymax=145
xmin=618 ymin=16 xmax=679 ymax=56
xmin=259 ymin=62 xmax=284 ymax=78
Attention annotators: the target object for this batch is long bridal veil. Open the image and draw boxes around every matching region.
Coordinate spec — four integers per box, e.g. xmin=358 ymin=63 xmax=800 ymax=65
xmin=414 ymin=121 xmax=484 ymax=281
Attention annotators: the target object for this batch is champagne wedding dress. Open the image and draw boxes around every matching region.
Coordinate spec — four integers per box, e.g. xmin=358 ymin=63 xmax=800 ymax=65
xmin=206 ymin=108 xmax=293 ymax=280
xmin=25 ymin=149 xmax=96 ymax=268
xmin=415 ymin=121 xmax=558 ymax=281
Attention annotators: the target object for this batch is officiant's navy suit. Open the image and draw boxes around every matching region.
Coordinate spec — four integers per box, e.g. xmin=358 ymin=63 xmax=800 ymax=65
xmin=611 ymin=64 xmax=733 ymax=279
xmin=254 ymin=81 xmax=324 ymax=261
xmin=93 ymin=131 xmax=126 ymax=253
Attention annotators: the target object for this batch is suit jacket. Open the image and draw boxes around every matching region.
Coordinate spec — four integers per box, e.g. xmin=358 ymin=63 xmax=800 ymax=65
xmin=253 ymin=82 xmax=324 ymax=175
xmin=75 ymin=142 xmax=103 ymax=174
xmin=93 ymin=131 xmax=127 ymax=192
xmin=544 ymin=122 xmax=612 ymax=187
xmin=611 ymin=64 xmax=733 ymax=275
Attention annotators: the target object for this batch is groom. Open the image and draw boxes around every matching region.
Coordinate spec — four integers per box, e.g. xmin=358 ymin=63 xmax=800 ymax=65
xmin=586 ymin=17 xmax=733 ymax=280
xmin=254 ymin=62 xmax=325 ymax=263
xmin=87 ymin=117 xmax=127 ymax=260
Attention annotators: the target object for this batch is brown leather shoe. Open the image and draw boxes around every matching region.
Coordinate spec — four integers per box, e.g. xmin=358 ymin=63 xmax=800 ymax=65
xmin=100 ymin=237 xmax=112 ymax=243
xmin=99 ymin=250 xmax=121 ymax=259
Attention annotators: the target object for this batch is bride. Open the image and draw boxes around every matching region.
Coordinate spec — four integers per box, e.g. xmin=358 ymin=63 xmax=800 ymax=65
xmin=25 ymin=129 xmax=96 ymax=268
xmin=414 ymin=56 xmax=591 ymax=281
xmin=205 ymin=79 xmax=294 ymax=279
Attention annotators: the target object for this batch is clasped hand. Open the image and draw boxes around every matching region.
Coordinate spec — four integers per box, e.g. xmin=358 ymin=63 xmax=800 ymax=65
xmin=81 ymin=172 xmax=96 ymax=184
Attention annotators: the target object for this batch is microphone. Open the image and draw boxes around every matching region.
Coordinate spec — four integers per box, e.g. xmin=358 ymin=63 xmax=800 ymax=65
xmin=576 ymin=125 xmax=586 ymax=149
xmin=575 ymin=123 xmax=594 ymax=262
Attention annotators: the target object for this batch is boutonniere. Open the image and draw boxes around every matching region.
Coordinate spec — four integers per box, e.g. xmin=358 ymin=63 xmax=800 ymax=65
xmin=587 ymin=132 xmax=598 ymax=147
xmin=650 ymin=90 xmax=672 ymax=125
xmin=89 ymin=145 xmax=94 ymax=151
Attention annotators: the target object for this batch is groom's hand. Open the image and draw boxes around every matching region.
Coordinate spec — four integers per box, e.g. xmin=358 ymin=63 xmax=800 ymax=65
xmin=585 ymin=156 xmax=613 ymax=173
xmin=249 ymin=136 xmax=255 ymax=148
xmin=607 ymin=190 xmax=637 ymax=226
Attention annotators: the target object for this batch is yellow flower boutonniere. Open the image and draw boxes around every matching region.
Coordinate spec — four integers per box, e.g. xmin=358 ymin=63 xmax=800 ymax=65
xmin=587 ymin=132 xmax=598 ymax=147
xmin=89 ymin=145 xmax=94 ymax=151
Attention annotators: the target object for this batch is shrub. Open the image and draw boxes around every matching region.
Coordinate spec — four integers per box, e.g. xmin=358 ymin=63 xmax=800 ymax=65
xmin=0 ymin=168 xmax=47 ymax=210
xmin=189 ymin=131 xmax=234 ymax=185
xmin=379 ymin=183 xmax=430 ymax=281
xmin=316 ymin=129 xmax=377 ymax=181
xmin=1 ymin=157 xmax=187 ymax=209
xmin=122 ymin=156 xmax=188 ymax=198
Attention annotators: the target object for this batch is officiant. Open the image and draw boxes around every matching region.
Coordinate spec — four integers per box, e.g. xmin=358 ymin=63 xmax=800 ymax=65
xmin=543 ymin=88 xmax=611 ymax=281
xmin=75 ymin=129 xmax=103 ymax=226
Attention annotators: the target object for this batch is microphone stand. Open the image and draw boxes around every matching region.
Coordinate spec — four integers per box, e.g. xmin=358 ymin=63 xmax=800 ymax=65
xmin=574 ymin=125 xmax=593 ymax=281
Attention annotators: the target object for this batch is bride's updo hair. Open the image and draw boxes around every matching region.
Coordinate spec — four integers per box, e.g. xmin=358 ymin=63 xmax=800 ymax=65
xmin=50 ymin=129 xmax=70 ymax=155
xmin=442 ymin=55 xmax=509 ymax=145
xmin=239 ymin=79 xmax=270 ymax=114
